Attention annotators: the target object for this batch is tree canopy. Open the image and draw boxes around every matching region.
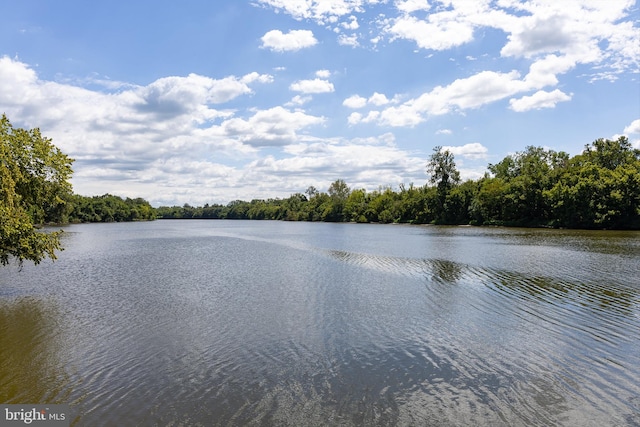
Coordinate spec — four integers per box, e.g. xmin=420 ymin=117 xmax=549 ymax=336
xmin=1 ymin=114 xmax=74 ymax=265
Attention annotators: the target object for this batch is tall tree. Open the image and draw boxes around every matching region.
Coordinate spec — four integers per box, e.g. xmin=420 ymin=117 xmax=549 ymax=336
xmin=427 ymin=146 xmax=460 ymax=190
xmin=426 ymin=146 xmax=460 ymax=223
xmin=1 ymin=115 xmax=74 ymax=265
xmin=325 ymin=179 xmax=350 ymax=221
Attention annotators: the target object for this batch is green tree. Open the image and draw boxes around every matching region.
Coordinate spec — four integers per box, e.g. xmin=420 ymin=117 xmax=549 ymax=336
xmin=488 ymin=146 xmax=567 ymax=225
xmin=427 ymin=146 xmax=460 ymax=189
xmin=545 ymin=137 xmax=640 ymax=229
xmin=426 ymin=146 xmax=460 ymax=223
xmin=344 ymin=188 xmax=369 ymax=223
xmin=325 ymin=179 xmax=350 ymax=221
xmin=469 ymin=175 xmax=508 ymax=225
xmin=1 ymin=115 xmax=74 ymax=265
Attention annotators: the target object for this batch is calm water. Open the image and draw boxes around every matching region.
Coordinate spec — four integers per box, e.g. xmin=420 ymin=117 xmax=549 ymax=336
xmin=1 ymin=220 xmax=639 ymax=426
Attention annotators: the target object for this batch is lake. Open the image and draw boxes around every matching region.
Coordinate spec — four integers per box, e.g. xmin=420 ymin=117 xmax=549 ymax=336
xmin=1 ymin=220 xmax=639 ymax=426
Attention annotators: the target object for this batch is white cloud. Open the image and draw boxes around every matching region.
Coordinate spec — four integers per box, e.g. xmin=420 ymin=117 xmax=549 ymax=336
xmin=509 ymin=89 xmax=572 ymax=112
xmin=442 ymin=142 xmax=488 ymax=160
xmin=344 ymin=92 xmax=391 ymax=109
xmin=221 ymin=106 xmax=325 ymax=147
xmin=395 ymin=0 xmax=431 ymax=13
xmin=624 ymin=118 xmax=640 ymax=149
xmin=377 ymin=70 xmax=526 ymax=126
xmin=290 ymin=78 xmax=335 ymax=93
xmin=287 ymin=95 xmax=312 ymax=106
xmin=134 ymin=72 xmax=272 ymax=113
xmin=368 ymin=92 xmax=390 ymax=106
xmin=245 ymin=134 xmax=427 ymax=192
xmin=370 ymin=48 xmax=594 ymax=127
xmin=623 ymin=118 xmax=640 ymax=135
xmin=495 ymin=1 xmax=638 ymax=80
xmin=338 ymin=33 xmax=360 ymax=47
xmin=436 ymin=129 xmax=452 ymax=135
xmin=341 ymin=15 xmax=360 ymax=30
xmin=389 ymin=15 xmax=475 ymax=51
xmin=315 ymin=69 xmax=331 ymax=78
xmin=343 ymin=94 xmax=368 ymax=108
xmin=260 ymin=29 xmax=318 ymax=52
xmin=378 ymin=104 xmax=424 ymax=127
xmin=501 ymin=14 xmax=580 ymax=59
xmin=347 ymin=110 xmax=380 ymax=125
xmin=255 ymin=0 xmax=368 ymax=24
xmin=241 ymin=72 xmax=275 ymax=84
xmin=348 ymin=112 xmax=363 ymax=124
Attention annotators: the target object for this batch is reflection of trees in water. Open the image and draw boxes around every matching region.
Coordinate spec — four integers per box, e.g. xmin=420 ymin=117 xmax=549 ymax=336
xmin=429 ymin=259 xmax=463 ymax=284
xmin=0 ymin=297 xmax=71 ymax=403
xmin=328 ymin=248 xmax=638 ymax=316
xmin=490 ymin=270 xmax=638 ymax=316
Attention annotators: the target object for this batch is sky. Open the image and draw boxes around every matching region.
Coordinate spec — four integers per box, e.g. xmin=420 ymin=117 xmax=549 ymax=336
xmin=1 ymin=0 xmax=639 ymax=206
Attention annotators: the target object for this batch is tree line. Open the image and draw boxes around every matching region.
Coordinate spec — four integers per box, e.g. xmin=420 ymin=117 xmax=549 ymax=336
xmin=158 ymin=136 xmax=640 ymax=230
xmin=2 ymin=113 xmax=639 ymax=266
xmin=66 ymin=194 xmax=156 ymax=223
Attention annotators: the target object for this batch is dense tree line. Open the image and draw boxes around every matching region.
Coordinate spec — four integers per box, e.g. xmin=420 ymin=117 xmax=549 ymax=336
xmin=158 ymin=137 xmax=640 ymax=230
xmin=67 ymin=194 xmax=156 ymax=223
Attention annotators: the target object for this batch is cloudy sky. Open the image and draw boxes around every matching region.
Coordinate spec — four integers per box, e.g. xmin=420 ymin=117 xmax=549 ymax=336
xmin=1 ymin=0 xmax=638 ymax=206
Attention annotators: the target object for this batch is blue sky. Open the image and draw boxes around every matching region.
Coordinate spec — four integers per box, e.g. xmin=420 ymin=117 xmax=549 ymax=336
xmin=1 ymin=0 xmax=639 ymax=206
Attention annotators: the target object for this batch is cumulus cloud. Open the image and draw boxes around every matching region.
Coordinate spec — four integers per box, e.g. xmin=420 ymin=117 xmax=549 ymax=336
xmin=509 ymin=89 xmax=572 ymax=112
xmin=260 ymin=29 xmax=318 ymax=52
xmin=338 ymin=33 xmax=360 ymax=47
xmin=341 ymin=15 xmax=359 ymax=30
xmin=624 ymin=118 xmax=640 ymax=149
xmin=343 ymin=92 xmax=391 ymax=109
xmin=221 ymin=106 xmax=325 ymax=147
xmin=0 ymin=56 xmax=333 ymax=204
xmin=290 ymin=78 xmax=335 ymax=93
xmin=623 ymin=119 xmax=640 ymax=135
xmin=389 ymin=15 xmax=475 ymax=51
xmin=363 ymin=49 xmax=593 ymax=127
xmin=395 ymin=0 xmax=431 ymax=14
xmin=133 ymin=72 xmax=270 ymax=117
xmin=343 ymin=95 xmax=368 ymax=108
xmin=368 ymin=92 xmax=390 ymax=106
xmin=287 ymin=95 xmax=312 ymax=106
xmin=348 ymin=112 xmax=364 ymax=124
xmin=442 ymin=143 xmax=488 ymax=160
xmin=352 ymin=111 xmax=381 ymax=124
xmin=375 ymin=70 xmax=526 ymax=126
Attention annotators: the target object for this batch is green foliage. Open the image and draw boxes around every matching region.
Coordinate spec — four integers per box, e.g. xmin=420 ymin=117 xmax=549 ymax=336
xmin=545 ymin=137 xmax=640 ymax=229
xmin=427 ymin=146 xmax=460 ymax=190
xmin=68 ymin=194 xmax=156 ymax=223
xmin=1 ymin=114 xmax=73 ymax=265
xmin=426 ymin=146 xmax=461 ymax=223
